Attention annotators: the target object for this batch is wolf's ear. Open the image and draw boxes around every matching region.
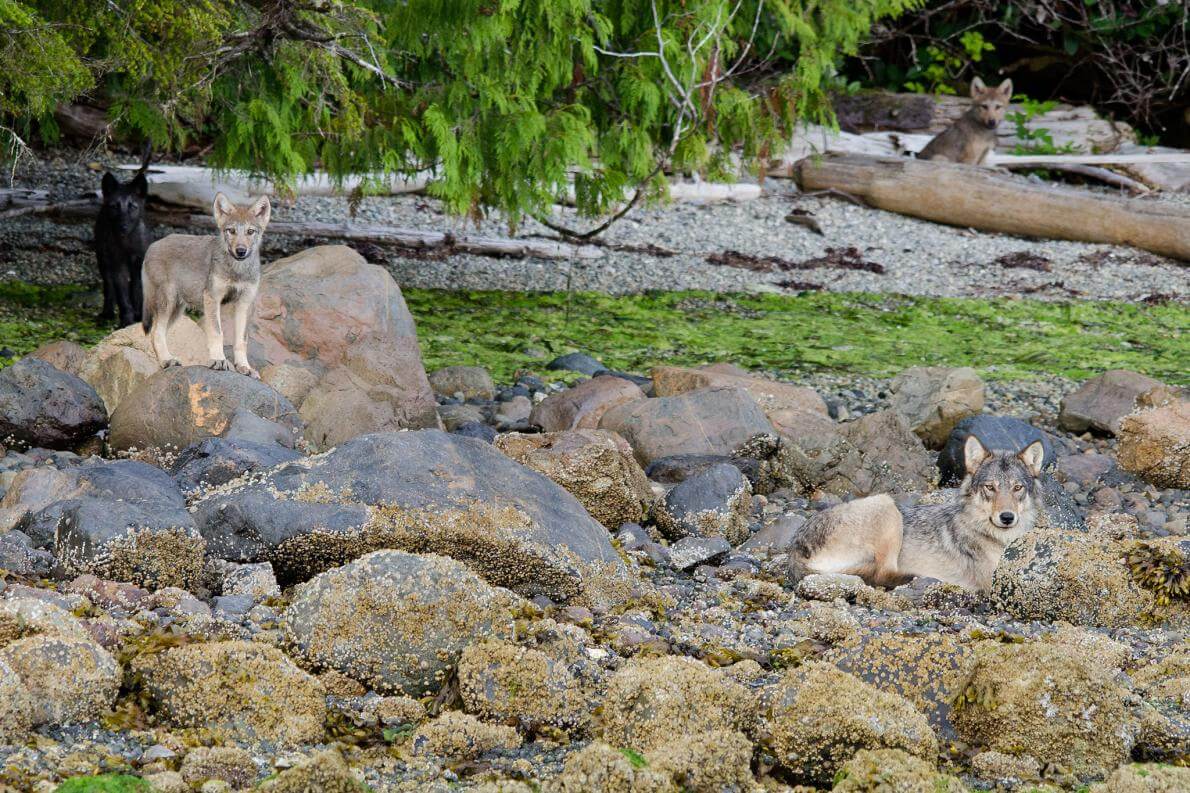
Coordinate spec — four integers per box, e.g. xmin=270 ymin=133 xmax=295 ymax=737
xmin=963 ymin=434 xmax=990 ymax=473
xmin=1017 ymin=440 xmax=1044 ymax=477
xmin=101 ymin=172 xmax=118 ymax=198
xmin=213 ymin=192 xmax=234 ymax=225
xmin=970 ymin=77 xmax=987 ymax=97
xmin=130 ymin=171 xmax=148 ymax=198
xmin=250 ymin=194 xmax=271 ymax=227
xmin=997 ymin=79 xmax=1013 ymax=98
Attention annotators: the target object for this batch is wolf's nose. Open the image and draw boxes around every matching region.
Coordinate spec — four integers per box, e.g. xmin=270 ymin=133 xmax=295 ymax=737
xmin=235 ymin=247 xmax=248 ymax=257
xmin=999 ymin=511 xmax=1016 ymax=525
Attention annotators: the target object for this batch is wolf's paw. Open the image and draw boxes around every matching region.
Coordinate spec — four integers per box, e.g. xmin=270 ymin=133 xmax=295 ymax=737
xmin=208 ymin=359 xmax=232 ymax=371
xmin=235 ymin=363 xmax=260 ymax=379
xmin=161 ymin=358 xmax=182 ymax=369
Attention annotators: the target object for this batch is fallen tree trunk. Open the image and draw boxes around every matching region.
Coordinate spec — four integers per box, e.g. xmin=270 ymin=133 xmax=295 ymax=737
xmin=794 ymin=152 xmax=1190 ymax=261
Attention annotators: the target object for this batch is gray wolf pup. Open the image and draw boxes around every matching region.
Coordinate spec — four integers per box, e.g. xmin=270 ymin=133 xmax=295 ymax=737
xmin=788 ymin=435 xmax=1044 ymax=592
xmin=94 ymin=143 xmax=152 ymax=326
xmin=141 ymin=192 xmax=270 ymax=378
xmin=918 ymin=77 xmax=1013 ymax=166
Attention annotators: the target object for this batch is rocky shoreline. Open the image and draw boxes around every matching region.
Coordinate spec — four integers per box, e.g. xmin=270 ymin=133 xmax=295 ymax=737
xmin=0 ymin=244 xmax=1186 ymax=791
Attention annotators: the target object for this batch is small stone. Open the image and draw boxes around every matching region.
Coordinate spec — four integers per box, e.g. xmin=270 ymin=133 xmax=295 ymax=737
xmin=667 ymin=536 xmax=731 ymax=570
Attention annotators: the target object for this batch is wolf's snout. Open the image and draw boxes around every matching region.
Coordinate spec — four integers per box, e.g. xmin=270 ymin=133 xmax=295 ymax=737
xmin=234 ymin=246 xmax=248 ymax=258
xmin=997 ymin=511 xmax=1017 ymax=526
xmin=985 ymin=120 xmax=998 ymax=129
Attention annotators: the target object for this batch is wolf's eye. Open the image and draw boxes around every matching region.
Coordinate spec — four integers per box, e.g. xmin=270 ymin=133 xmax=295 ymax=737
xmin=983 ymin=483 xmax=995 ymax=494
xmin=1012 ymin=484 xmax=1023 ymax=492
xmin=247 ymin=228 xmax=256 ymax=235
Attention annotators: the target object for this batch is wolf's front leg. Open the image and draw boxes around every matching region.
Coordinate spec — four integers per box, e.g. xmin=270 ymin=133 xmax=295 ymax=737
xmin=202 ymin=291 xmax=230 ymax=371
xmin=230 ymin=285 xmax=259 ymax=379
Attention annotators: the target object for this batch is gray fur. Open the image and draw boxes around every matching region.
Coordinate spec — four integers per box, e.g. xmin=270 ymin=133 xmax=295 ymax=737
xmin=141 ymin=193 xmax=270 ymax=378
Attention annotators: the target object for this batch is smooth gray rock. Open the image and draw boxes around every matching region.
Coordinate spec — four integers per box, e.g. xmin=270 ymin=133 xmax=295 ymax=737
xmin=655 ymin=463 xmax=752 ymax=545
xmin=0 ymin=358 xmax=106 ymax=450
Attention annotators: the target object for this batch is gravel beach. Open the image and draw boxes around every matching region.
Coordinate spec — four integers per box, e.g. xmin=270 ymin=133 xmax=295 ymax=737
xmin=4 ymin=150 xmax=1187 ymax=302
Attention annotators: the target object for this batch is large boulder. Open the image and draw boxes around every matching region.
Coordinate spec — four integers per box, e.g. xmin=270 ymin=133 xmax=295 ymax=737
xmin=654 ymin=462 xmax=752 ymax=544
xmin=78 ymin=316 xmax=208 ymax=413
xmin=599 ymin=387 xmax=774 ymax=466
xmin=937 ymin=415 xmax=1054 ymax=486
xmin=428 ymin=365 xmax=496 ymax=401
xmin=951 ymin=642 xmax=1135 ymax=777
xmin=759 ymin=661 xmax=936 ymax=785
xmin=135 ymin=640 xmax=326 ymax=744
xmin=1059 ymin=370 xmax=1164 ymax=435
xmin=531 ymin=376 xmax=646 ymax=432
xmin=5 ymin=459 xmax=204 ymax=589
xmin=0 ymin=634 xmax=120 ymax=726
xmin=109 ymin=366 xmax=301 ymax=453
xmin=770 ymin=408 xmax=933 ymax=497
xmin=282 ymin=551 xmax=519 ymax=696
xmin=193 ymin=430 xmax=629 ymax=605
xmin=0 ymin=358 xmax=106 ymax=450
xmin=493 ymin=429 xmax=652 ymax=529
xmin=1117 ymin=400 xmax=1189 ymax=488
xmin=651 ymin=365 xmax=828 ymax=417
xmin=889 ymin=366 xmax=985 ymax=449
xmin=993 ymin=530 xmax=1186 ymax=629
xmin=298 ymin=336 xmax=442 ymax=449
xmin=224 ymin=245 xmax=435 ymax=415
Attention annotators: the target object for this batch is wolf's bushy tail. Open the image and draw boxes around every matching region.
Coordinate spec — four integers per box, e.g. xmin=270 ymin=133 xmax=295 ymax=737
xmin=141 ymin=305 xmax=153 ymax=335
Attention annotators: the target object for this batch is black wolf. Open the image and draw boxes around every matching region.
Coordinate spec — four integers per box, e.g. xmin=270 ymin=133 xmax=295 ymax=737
xmin=94 ymin=143 xmax=152 ymax=326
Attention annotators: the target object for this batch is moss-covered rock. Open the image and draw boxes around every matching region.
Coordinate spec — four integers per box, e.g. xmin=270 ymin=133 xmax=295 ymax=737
xmin=832 ymin=748 xmax=968 ymax=792
xmin=759 ymin=661 xmax=936 ymax=785
xmin=1088 ymin=764 xmax=1190 ymax=792
xmin=135 ymin=640 xmax=326 ymax=744
xmin=494 ymin=429 xmax=653 ymax=529
xmin=825 ymin=631 xmax=975 ymax=738
xmin=458 ymin=640 xmax=591 ymax=733
xmin=0 ymin=657 xmax=33 ymax=738
xmin=544 ymin=742 xmax=677 ymax=793
xmin=993 ymin=529 xmax=1185 ymax=628
xmin=258 ymin=749 xmax=368 ymax=792
xmin=0 ymin=634 xmax=119 ymax=727
xmin=950 ymin=641 xmax=1135 ymax=778
xmin=410 ymin=711 xmax=522 ymax=760
xmin=179 ymin=746 xmax=257 ymax=789
xmin=282 ymin=550 xmax=519 ymax=696
xmin=596 ymin=656 xmax=756 ymax=754
xmin=0 ymin=596 xmax=92 ymax=646
xmin=647 ymin=729 xmax=755 ymax=793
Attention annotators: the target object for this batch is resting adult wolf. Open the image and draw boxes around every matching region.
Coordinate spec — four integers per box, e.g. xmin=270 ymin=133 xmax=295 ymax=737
xmin=787 ymin=435 xmax=1045 ymax=592
xmin=141 ymin=192 xmax=270 ymax=378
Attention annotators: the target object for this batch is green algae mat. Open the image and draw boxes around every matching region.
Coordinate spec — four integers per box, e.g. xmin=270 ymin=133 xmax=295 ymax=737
xmin=2 ymin=282 xmax=1185 ymax=384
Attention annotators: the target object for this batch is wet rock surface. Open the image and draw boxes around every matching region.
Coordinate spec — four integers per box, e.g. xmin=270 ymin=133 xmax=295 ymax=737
xmin=0 ymin=342 xmax=1186 ymax=791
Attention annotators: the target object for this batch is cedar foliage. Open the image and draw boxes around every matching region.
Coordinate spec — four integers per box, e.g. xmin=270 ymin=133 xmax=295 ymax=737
xmin=2 ymin=0 xmax=920 ymax=226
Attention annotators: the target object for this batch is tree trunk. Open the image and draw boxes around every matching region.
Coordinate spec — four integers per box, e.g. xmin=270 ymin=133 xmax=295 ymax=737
xmin=794 ymin=152 xmax=1190 ymax=261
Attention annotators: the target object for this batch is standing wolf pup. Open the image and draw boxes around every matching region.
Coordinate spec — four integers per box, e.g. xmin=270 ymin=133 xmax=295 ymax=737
xmin=918 ymin=77 xmax=1013 ymax=165
xmin=94 ymin=143 xmax=153 ymax=326
xmin=788 ymin=435 xmax=1045 ymax=592
xmin=141 ymin=192 xmax=270 ymax=378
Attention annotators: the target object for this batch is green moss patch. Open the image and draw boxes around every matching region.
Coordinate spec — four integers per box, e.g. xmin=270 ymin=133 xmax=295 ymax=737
xmin=55 ymin=776 xmax=149 ymax=793
xmin=404 ymin=289 xmax=1187 ymax=383
xmin=2 ymin=281 xmax=1185 ymax=384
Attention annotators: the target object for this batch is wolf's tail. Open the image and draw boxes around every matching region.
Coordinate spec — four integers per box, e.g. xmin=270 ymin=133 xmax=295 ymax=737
xmin=141 ymin=306 xmax=153 ymax=335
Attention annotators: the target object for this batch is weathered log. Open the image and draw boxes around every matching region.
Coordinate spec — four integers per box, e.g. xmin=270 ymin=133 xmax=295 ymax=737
xmin=794 ymin=152 xmax=1190 ymax=261
xmin=187 ymin=217 xmax=606 ymax=261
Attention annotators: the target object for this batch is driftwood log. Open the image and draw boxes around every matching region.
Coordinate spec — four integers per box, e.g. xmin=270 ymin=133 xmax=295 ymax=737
xmin=794 ymin=152 xmax=1190 ymax=261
